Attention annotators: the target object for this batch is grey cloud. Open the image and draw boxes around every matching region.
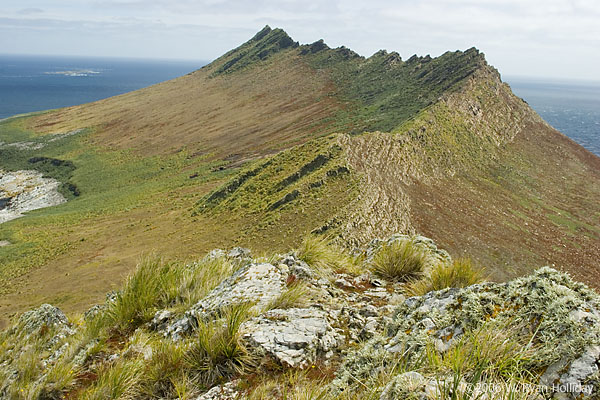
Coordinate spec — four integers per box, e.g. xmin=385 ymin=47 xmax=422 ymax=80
xmin=17 ymin=8 xmax=44 ymax=15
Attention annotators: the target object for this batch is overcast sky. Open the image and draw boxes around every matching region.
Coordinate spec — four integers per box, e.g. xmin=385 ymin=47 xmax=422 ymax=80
xmin=2 ymin=0 xmax=599 ymax=81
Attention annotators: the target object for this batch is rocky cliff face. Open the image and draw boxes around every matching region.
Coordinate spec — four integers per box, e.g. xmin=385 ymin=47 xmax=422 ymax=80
xmin=1 ymin=235 xmax=599 ymax=399
xmin=0 ymin=170 xmax=66 ymax=224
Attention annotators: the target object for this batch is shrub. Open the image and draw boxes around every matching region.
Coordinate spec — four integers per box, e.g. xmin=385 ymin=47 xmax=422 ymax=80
xmin=409 ymin=258 xmax=484 ymax=295
xmin=370 ymin=241 xmax=426 ymax=281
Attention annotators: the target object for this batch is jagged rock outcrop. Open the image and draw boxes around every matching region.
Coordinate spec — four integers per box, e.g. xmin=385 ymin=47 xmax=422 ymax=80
xmin=17 ymin=304 xmax=71 ymax=334
xmin=332 ymin=267 xmax=600 ymax=399
xmin=3 ymin=235 xmax=600 ymax=399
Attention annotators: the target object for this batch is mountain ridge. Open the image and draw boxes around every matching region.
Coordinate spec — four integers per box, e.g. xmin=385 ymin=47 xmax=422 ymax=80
xmin=0 ymin=26 xmax=598 ymax=330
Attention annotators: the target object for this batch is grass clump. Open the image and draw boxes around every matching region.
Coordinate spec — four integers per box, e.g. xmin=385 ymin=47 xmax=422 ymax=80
xmin=266 ymin=281 xmax=309 ymax=310
xmin=107 ymin=256 xmax=181 ymax=331
xmin=107 ymin=255 xmax=235 ymax=332
xmin=138 ymin=335 xmax=187 ymax=398
xmin=175 ymin=256 xmax=235 ymax=308
xmin=246 ymin=369 xmax=331 ymax=400
xmin=370 ymin=241 xmax=426 ymax=281
xmin=297 ymin=235 xmax=362 ymax=276
xmin=184 ymin=303 xmax=255 ymax=388
xmin=409 ymin=258 xmax=484 ymax=296
xmin=425 ymin=320 xmax=537 ymax=381
xmin=80 ymin=358 xmax=145 ymax=400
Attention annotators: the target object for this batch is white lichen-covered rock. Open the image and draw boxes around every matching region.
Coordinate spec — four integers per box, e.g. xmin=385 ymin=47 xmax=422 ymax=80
xmin=241 ymin=307 xmax=343 ymax=368
xmin=199 ymin=262 xmax=287 ymax=313
xmin=162 ymin=262 xmax=288 ymax=339
xmin=196 ymin=380 xmax=240 ymax=400
xmin=18 ymin=304 xmax=70 ymax=334
xmin=332 ymin=267 xmax=600 ymax=398
xmin=227 ymin=247 xmax=252 ymax=260
xmin=541 ymin=345 xmax=600 ymax=399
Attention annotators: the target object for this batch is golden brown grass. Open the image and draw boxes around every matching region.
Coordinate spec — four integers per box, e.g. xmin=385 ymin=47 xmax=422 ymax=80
xmin=408 ymin=258 xmax=485 ymax=296
xmin=369 ymin=241 xmax=426 ymax=281
xmin=27 ymin=53 xmax=341 ymax=159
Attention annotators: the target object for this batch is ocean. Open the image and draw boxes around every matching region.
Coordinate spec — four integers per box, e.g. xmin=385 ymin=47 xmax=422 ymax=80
xmin=0 ymin=55 xmax=598 ymax=158
xmin=0 ymin=54 xmax=204 ymax=120
xmin=506 ymin=76 xmax=600 ymax=157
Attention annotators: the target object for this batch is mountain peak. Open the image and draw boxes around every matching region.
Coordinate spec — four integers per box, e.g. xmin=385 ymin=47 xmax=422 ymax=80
xmin=252 ymin=25 xmax=272 ymax=41
xmin=213 ymin=26 xmax=299 ymax=75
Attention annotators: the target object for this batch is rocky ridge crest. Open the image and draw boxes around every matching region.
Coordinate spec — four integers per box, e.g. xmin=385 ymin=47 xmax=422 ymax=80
xmin=1 ymin=234 xmax=599 ymax=399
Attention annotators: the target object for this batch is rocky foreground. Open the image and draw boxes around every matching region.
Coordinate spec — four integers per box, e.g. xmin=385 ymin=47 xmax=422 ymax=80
xmin=1 ymin=235 xmax=599 ymax=399
xmin=0 ymin=169 xmax=66 ymax=224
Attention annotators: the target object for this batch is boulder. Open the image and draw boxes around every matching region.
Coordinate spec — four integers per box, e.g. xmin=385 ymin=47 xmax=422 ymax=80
xmin=241 ymin=307 xmax=342 ymax=368
xmin=196 ymin=380 xmax=240 ymax=400
xmin=162 ymin=262 xmax=288 ymax=339
xmin=18 ymin=304 xmax=70 ymax=334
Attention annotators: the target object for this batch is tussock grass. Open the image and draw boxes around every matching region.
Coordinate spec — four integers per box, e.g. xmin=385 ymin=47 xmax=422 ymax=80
xmin=247 ymin=369 xmax=330 ymax=400
xmin=175 ymin=256 xmax=235 ymax=308
xmin=425 ymin=320 xmax=537 ymax=381
xmin=408 ymin=258 xmax=485 ymax=296
xmin=267 ymin=281 xmax=309 ymax=310
xmin=297 ymin=235 xmax=362 ymax=276
xmin=0 ymin=252 xmax=240 ymax=398
xmin=80 ymin=358 xmax=145 ymax=400
xmin=107 ymin=256 xmax=180 ymax=331
xmin=140 ymin=337 xmax=186 ymax=398
xmin=184 ymin=303 xmax=255 ymax=388
xmin=39 ymin=362 xmax=80 ymax=399
xmin=107 ymin=255 xmax=234 ymax=332
xmin=370 ymin=241 xmax=426 ymax=281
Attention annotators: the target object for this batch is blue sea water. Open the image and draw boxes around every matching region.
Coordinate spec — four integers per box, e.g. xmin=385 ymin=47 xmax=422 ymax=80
xmin=506 ymin=76 xmax=600 ymax=157
xmin=0 ymin=54 xmax=204 ymax=120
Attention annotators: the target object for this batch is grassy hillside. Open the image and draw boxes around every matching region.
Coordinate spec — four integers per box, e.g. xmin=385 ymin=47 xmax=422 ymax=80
xmin=0 ymin=26 xmax=599 ymax=328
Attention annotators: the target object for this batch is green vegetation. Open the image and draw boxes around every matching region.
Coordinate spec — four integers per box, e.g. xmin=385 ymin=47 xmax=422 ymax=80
xmin=212 ymin=25 xmax=299 ymax=76
xmin=305 ymin=45 xmax=485 ymax=133
xmin=1 ymin=27 xmax=599 ymax=399
xmin=1 ymin=242 xmax=599 ymax=398
xmin=297 ymin=235 xmax=362 ymax=276
xmin=80 ymin=357 xmax=145 ymax=399
xmin=0 ymin=254 xmax=242 ymax=398
xmin=0 ymin=117 xmax=82 ymax=198
xmin=369 ymin=241 xmax=426 ymax=281
xmin=409 ymin=258 xmax=485 ymax=296
xmin=107 ymin=256 xmax=236 ymax=332
xmin=107 ymin=257 xmax=181 ymax=332
xmin=266 ymin=281 xmax=309 ymax=310
xmin=194 ymin=136 xmax=360 ymax=251
xmin=184 ymin=303 xmax=255 ymax=388
xmin=424 ymin=320 xmax=536 ymax=381
xmin=0 ymin=116 xmax=236 ymax=299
